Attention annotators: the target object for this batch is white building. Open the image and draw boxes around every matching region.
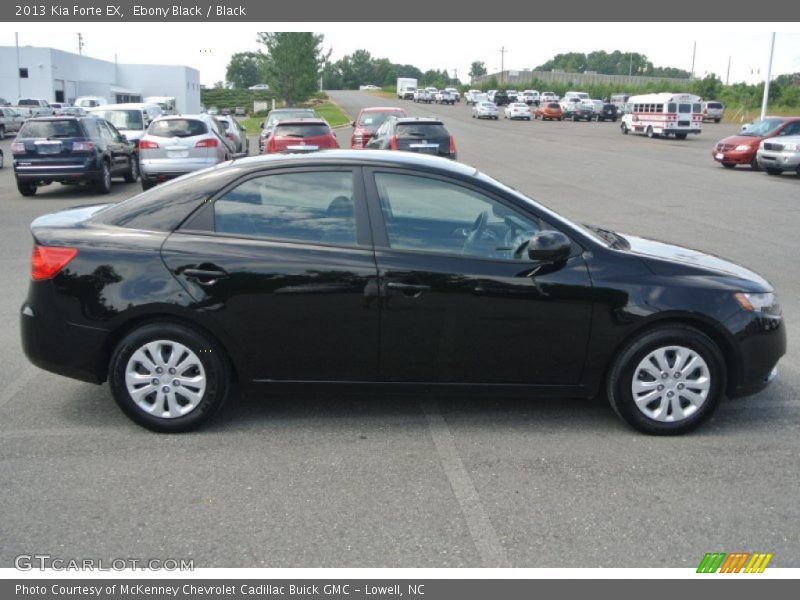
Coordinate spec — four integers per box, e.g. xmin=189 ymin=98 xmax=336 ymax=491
xmin=0 ymin=46 xmax=201 ymax=112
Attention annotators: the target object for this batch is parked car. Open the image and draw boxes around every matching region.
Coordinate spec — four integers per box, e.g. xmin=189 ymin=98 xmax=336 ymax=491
xmin=414 ymin=89 xmax=434 ymax=104
xmin=11 ymin=115 xmax=138 ymax=196
xmin=570 ymin=100 xmax=595 ymax=121
xmin=486 ymin=90 xmax=498 ymax=102
xmin=504 ymin=102 xmax=532 ymax=120
xmin=534 ymin=102 xmax=563 ymax=121
xmin=589 ymin=99 xmax=604 ymax=118
xmin=435 ymin=90 xmax=457 ymax=105
xmin=138 ymin=114 xmax=233 ymax=190
xmin=472 ymin=101 xmax=499 ymax=120
xmin=54 ymin=106 xmax=87 ymax=117
xmin=0 ymin=107 xmax=25 ymax=139
xmin=14 ymin=98 xmax=54 ymax=118
xmin=465 ymin=89 xmax=482 ymax=105
xmin=597 ymin=103 xmax=619 ymax=122
xmin=88 ymin=103 xmax=163 ymax=149
xmin=757 ymin=135 xmax=800 ymax=176
xmin=702 ymin=101 xmax=725 ymax=123
xmin=20 ymin=151 xmax=785 ymax=434
xmin=216 ymin=115 xmax=250 ymax=156
xmin=207 ymin=106 xmax=219 ymax=115
xmin=258 ymin=108 xmax=316 ymax=153
xmin=712 ymin=117 xmax=800 ymax=170
xmin=493 ymin=91 xmax=510 ymax=107
xmin=351 ymin=107 xmax=407 ymax=149
xmin=520 ymin=90 xmax=540 ymax=105
xmin=366 ymin=117 xmax=456 ymax=159
xmin=540 ymin=92 xmax=559 ymax=103
xmin=507 ymin=90 xmax=519 ymax=102
xmin=0 ymin=97 xmax=10 ymax=106
xmin=73 ymin=96 xmax=109 ymax=109
xmin=263 ymin=119 xmax=338 ymax=154
xmin=235 ymin=107 xmax=246 ymax=117
xmin=444 ymin=87 xmax=461 ymax=102
xmin=248 ymin=84 xmax=270 ymax=91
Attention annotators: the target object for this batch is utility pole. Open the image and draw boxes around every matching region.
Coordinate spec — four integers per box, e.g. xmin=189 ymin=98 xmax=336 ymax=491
xmin=726 ymin=55 xmax=731 ymax=85
xmin=500 ymin=47 xmax=506 ymax=85
xmin=690 ymin=41 xmax=696 ymax=78
xmin=760 ymin=32 xmax=776 ymax=121
xmin=453 ymin=68 xmax=458 ymax=84
xmin=628 ymin=52 xmax=633 ymax=77
xmin=77 ymin=32 xmax=84 ymax=55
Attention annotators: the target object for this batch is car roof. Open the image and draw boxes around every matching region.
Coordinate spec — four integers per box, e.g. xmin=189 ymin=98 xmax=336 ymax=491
xmin=232 ymin=149 xmax=477 ymax=176
xmin=359 ymin=107 xmax=406 ymax=113
xmin=88 ymin=103 xmax=159 ymax=111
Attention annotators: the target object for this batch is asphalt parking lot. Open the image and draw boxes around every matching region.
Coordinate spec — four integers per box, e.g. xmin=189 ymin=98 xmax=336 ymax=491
xmin=0 ymin=91 xmax=798 ymax=568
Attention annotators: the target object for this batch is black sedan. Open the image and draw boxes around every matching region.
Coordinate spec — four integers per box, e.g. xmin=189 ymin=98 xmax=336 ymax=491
xmin=20 ymin=151 xmax=785 ymax=434
xmin=366 ymin=117 xmax=456 ymax=160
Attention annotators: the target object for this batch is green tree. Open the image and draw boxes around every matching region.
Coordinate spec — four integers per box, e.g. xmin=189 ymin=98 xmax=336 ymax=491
xmin=469 ymin=61 xmax=487 ymax=80
xmin=257 ymin=32 xmax=329 ymax=104
xmin=692 ymin=74 xmax=723 ymax=100
xmin=225 ymin=52 xmax=264 ymax=89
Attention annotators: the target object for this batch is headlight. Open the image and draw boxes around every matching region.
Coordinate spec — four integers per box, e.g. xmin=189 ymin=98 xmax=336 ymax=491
xmin=783 ymin=142 xmax=798 ymax=152
xmin=735 ymin=144 xmax=751 ymax=152
xmin=735 ymin=292 xmax=781 ymax=316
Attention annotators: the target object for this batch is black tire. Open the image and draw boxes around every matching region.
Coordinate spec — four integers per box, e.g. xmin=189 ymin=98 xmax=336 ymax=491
xmin=606 ymin=325 xmax=726 ymax=435
xmin=646 ymin=126 xmax=655 ymax=138
xmin=141 ymin=177 xmax=155 ymax=191
xmin=0 ymin=125 xmax=5 ymax=140
xmin=621 ymin=123 xmax=629 ymax=135
xmin=722 ymin=163 xmax=736 ymax=169
xmin=108 ymin=322 xmax=231 ymax=432
xmin=95 ymin=160 xmax=112 ymax=194
xmin=750 ymin=155 xmax=761 ymax=171
xmin=123 ymin=155 xmax=140 ymax=183
xmin=17 ymin=181 xmax=37 ymax=196
xmin=715 ymin=118 xmax=721 ymax=123
xmin=765 ymin=168 xmax=782 ymax=176
xmin=675 ymin=133 xmax=688 ymax=140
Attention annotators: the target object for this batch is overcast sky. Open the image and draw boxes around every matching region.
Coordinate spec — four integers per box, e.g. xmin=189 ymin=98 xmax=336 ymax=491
xmin=4 ymin=23 xmax=799 ymax=86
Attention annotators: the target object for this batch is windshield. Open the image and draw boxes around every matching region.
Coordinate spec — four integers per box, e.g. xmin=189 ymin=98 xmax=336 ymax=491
xmin=267 ymin=110 xmax=314 ymax=127
xmin=18 ymin=119 xmax=83 ymax=138
xmin=742 ymin=118 xmax=785 ymax=137
xmin=273 ymin=123 xmax=330 ymax=137
xmin=358 ymin=111 xmax=403 ymax=129
xmin=148 ymin=119 xmax=207 ymax=138
xmin=91 ymin=109 xmax=144 ymax=130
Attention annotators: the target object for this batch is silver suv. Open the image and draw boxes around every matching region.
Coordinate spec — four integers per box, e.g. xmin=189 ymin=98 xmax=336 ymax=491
xmin=138 ymin=114 xmax=233 ymax=190
xmin=757 ymin=134 xmax=800 ymax=177
xmin=702 ymin=101 xmax=724 ymax=123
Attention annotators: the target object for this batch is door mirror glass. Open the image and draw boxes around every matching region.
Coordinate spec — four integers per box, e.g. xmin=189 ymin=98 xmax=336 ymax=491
xmin=528 ymin=230 xmax=571 ymax=262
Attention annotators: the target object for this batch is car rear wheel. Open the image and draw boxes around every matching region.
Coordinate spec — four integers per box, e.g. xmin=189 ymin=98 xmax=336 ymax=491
xmin=621 ymin=123 xmax=629 ymax=134
xmin=646 ymin=126 xmax=655 ymax=138
xmin=95 ymin=161 xmax=112 ymax=194
xmin=123 ymin=156 xmax=140 ymax=183
xmin=108 ymin=322 xmax=231 ymax=432
xmin=141 ymin=177 xmax=154 ymax=191
xmin=606 ymin=325 xmax=725 ymax=435
xmin=17 ymin=181 xmax=37 ymax=196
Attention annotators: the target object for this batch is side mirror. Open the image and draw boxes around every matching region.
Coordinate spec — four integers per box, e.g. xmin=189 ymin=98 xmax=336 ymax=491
xmin=351 ymin=121 xmax=357 ymax=127
xmin=527 ymin=230 xmax=571 ymax=263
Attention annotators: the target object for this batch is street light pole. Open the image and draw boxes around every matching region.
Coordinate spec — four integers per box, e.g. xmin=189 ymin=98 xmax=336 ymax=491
xmin=500 ymin=47 xmax=506 ymax=85
xmin=760 ymin=33 xmax=776 ymax=121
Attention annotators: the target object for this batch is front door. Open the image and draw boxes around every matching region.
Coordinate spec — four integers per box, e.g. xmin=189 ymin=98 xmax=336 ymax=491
xmin=364 ymin=169 xmax=593 ymax=386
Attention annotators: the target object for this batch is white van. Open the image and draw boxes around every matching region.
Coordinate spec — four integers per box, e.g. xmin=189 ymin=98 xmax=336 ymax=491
xmin=88 ymin=103 xmax=163 ymax=146
xmin=620 ymin=93 xmax=703 ymax=139
xmin=74 ymin=96 xmax=109 ymax=109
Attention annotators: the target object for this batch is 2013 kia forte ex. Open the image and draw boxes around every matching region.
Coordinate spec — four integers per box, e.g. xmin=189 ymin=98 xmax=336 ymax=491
xmin=20 ymin=151 xmax=785 ymax=435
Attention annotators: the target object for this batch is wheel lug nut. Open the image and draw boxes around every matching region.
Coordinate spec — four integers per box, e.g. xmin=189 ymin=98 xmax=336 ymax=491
xmin=152 ymin=378 xmax=159 ymax=385
xmin=677 ymin=383 xmax=684 ymax=390
xmin=661 ymin=373 xmax=669 ymax=379
xmin=657 ymin=384 xmax=664 ymax=391
xmin=156 ymin=367 xmax=163 ymax=374
xmin=666 ymin=391 xmax=674 ymax=397
xmin=173 ymin=380 xmax=180 ymax=387
xmin=169 ymin=368 xmax=176 ymax=374
xmin=162 ymin=386 xmax=170 ymax=393
xmin=674 ymin=372 xmax=682 ymax=378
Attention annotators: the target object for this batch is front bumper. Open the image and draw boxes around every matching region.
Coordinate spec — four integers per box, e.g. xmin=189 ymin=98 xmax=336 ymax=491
xmin=757 ymin=149 xmax=800 ymax=172
xmin=713 ymin=148 xmax=755 ymax=164
xmin=726 ymin=311 xmax=787 ymax=398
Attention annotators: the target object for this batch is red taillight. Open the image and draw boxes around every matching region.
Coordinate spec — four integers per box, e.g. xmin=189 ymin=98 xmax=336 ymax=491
xmin=11 ymin=142 xmax=25 ymax=154
xmin=449 ymin=136 xmax=456 ymax=157
xmin=31 ymin=245 xmax=78 ymax=281
xmin=266 ymin=137 xmax=277 ymax=154
xmin=195 ymin=138 xmax=219 ymax=148
xmin=71 ymin=141 xmax=95 ymax=152
xmin=139 ymin=140 xmax=159 ymax=150
xmin=389 ymin=136 xmax=398 ymax=150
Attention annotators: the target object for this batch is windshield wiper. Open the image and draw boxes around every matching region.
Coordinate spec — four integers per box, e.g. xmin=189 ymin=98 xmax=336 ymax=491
xmin=585 ymin=225 xmax=629 ymax=250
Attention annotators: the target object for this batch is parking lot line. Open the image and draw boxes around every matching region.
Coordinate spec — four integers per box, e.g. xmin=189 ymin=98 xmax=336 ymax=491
xmin=422 ymin=400 xmax=510 ymax=567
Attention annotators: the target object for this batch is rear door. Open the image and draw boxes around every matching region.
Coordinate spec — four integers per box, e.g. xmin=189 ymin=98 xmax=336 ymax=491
xmin=161 ymin=166 xmax=380 ymax=382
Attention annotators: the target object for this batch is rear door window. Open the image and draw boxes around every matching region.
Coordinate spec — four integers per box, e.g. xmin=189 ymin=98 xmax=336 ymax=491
xmin=149 ymin=119 xmax=208 ymax=137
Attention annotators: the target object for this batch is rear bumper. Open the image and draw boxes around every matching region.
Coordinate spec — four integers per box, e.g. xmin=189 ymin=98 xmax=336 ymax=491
xmin=140 ymin=157 xmax=218 ymax=179
xmin=20 ymin=300 xmax=108 ymax=384
xmin=14 ymin=159 xmax=103 ymax=182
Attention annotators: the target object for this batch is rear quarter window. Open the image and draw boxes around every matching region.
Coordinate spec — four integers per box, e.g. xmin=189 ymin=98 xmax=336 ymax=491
xmin=148 ymin=119 xmax=208 ymax=137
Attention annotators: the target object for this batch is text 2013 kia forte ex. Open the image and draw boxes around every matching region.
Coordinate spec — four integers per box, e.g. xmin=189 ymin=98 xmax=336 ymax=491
xmin=20 ymin=151 xmax=785 ymax=434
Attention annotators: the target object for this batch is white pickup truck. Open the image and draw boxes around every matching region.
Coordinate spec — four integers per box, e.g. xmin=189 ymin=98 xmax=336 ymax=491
xmin=14 ymin=98 xmax=54 ymax=118
xmin=414 ymin=88 xmax=435 ymax=104
xmin=435 ymin=90 xmax=457 ymax=105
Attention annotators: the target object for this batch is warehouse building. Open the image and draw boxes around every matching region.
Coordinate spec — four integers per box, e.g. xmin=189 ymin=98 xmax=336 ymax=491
xmin=0 ymin=45 xmax=201 ymax=112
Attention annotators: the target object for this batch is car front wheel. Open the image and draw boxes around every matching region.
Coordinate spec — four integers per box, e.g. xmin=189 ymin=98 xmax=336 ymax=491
xmin=108 ymin=322 xmax=231 ymax=432
xmin=96 ymin=160 xmax=112 ymax=194
xmin=606 ymin=325 xmax=725 ymax=435
xmin=123 ymin=156 xmax=140 ymax=183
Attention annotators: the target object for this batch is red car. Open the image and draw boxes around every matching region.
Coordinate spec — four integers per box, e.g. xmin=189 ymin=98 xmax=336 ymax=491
xmin=713 ymin=117 xmax=800 ymax=169
xmin=350 ymin=107 xmax=407 ymax=148
xmin=263 ymin=119 xmax=339 ymax=154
